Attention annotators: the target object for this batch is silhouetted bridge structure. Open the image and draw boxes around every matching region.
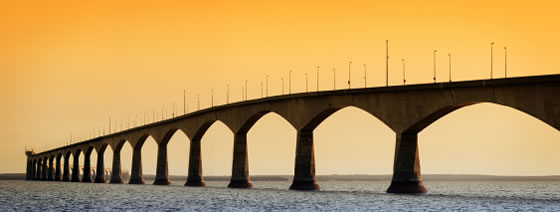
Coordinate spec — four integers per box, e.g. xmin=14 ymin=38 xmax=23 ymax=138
xmin=25 ymin=75 xmax=560 ymax=193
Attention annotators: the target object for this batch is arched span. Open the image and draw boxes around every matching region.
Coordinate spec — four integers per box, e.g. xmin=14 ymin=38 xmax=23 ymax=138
xmin=404 ymin=101 xmax=559 ymax=134
xmin=237 ymin=111 xmax=297 ymax=134
xmin=159 ymin=128 xmax=188 ymax=146
xmin=302 ymin=105 xmax=393 ymax=132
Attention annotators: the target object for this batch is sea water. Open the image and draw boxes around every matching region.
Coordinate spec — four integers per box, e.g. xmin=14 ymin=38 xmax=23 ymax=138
xmin=1 ymin=180 xmax=559 ymax=211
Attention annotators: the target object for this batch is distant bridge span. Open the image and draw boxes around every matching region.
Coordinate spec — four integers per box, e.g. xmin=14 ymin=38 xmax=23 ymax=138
xmin=25 ymin=75 xmax=560 ymax=193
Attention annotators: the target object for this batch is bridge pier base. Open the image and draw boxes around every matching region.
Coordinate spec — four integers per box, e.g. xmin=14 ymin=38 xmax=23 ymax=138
xmin=54 ymin=156 xmax=61 ymax=181
xmin=71 ymin=152 xmax=81 ymax=182
xmin=47 ymin=158 xmax=54 ymax=181
xmin=62 ymin=155 xmax=71 ymax=181
xmin=185 ymin=138 xmax=205 ymax=187
xmin=290 ymin=130 xmax=319 ymax=190
xmin=110 ymin=150 xmax=123 ymax=184
xmin=228 ymin=132 xmax=253 ymax=188
xmin=36 ymin=160 xmax=41 ymax=180
xmin=386 ymin=133 xmax=427 ymax=193
xmin=129 ymin=146 xmax=145 ymax=184
xmin=154 ymin=144 xmax=170 ymax=185
xmin=82 ymin=151 xmax=93 ymax=183
xmin=41 ymin=159 xmax=48 ymax=181
xmin=94 ymin=151 xmax=106 ymax=183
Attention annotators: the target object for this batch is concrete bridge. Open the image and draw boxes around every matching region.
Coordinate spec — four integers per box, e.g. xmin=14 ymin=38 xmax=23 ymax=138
xmin=24 ymin=75 xmax=560 ymax=193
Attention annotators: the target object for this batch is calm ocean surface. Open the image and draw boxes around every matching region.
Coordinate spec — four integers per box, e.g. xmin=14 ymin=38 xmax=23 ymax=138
xmin=1 ymin=180 xmax=559 ymax=211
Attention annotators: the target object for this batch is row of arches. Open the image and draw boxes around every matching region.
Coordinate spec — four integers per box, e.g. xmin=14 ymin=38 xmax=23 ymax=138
xmin=26 ymin=103 xmax=560 ymax=193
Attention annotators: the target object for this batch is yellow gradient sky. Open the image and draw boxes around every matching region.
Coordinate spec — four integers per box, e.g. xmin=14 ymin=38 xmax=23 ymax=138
xmin=1 ymin=0 xmax=559 ymax=176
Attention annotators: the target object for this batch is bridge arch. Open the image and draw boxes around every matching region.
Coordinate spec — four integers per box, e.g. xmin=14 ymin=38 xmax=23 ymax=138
xmin=153 ymin=128 xmax=189 ymax=185
xmin=109 ymin=139 xmax=132 ymax=184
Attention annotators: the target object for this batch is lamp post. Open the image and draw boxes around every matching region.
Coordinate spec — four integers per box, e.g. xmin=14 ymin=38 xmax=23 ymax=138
xmin=333 ymin=68 xmax=336 ymax=90
xmin=197 ymin=94 xmax=200 ymax=110
xmin=433 ymin=50 xmax=437 ymax=83
xmin=448 ymin=53 xmax=452 ymax=82
xmin=348 ymin=61 xmax=352 ymax=89
xmin=402 ymin=59 xmax=406 ymax=85
xmin=504 ymin=46 xmax=508 ymax=78
xmin=183 ymin=89 xmax=186 ymax=115
xmin=305 ymin=73 xmax=308 ymax=92
xmin=245 ymin=80 xmax=248 ymax=101
xmin=266 ymin=75 xmax=269 ymax=97
xmin=386 ymin=39 xmax=389 ymax=87
xmin=211 ymin=89 xmax=214 ymax=107
xmin=491 ymin=42 xmax=495 ymax=79
xmin=316 ymin=66 xmax=320 ymax=92
xmin=363 ymin=64 xmax=367 ymax=88
xmin=289 ymin=70 xmax=292 ymax=94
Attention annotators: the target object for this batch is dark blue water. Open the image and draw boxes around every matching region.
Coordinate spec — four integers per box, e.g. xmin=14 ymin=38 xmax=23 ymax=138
xmin=1 ymin=180 xmax=559 ymax=211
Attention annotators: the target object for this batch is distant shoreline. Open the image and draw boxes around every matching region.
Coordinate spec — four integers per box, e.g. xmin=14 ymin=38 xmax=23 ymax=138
xmin=3 ymin=173 xmax=560 ymax=181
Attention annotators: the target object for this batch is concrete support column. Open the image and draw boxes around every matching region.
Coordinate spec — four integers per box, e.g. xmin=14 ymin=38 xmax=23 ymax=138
xmin=62 ymin=155 xmax=70 ymax=181
xmin=110 ymin=150 xmax=123 ymax=183
xmin=41 ymin=159 xmax=48 ymax=181
xmin=386 ymin=132 xmax=427 ymax=193
xmin=81 ymin=151 xmax=93 ymax=182
xmin=54 ymin=157 xmax=61 ymax=181
xmin=129 ymin=145 xmax=144 ymax=184
xmin=290 ymin=130 xmax=319 ymax=190
xmin=47 ymin=158 xmax=54 ymax=181
xmin=94 ymin=151 xmax=106 ymax=183
xmin=30 ymin=161 xmax=36 ymax=180
xmin=71 ymin=153 xmax=81 ymax=182
xmin=228 ymin=132 xmax=252 ymax=188
xmin=36 ymin=160 xmax=42 ymax=180
xmin=185 ymin=138 xmax=205 ymax=186
xmin=25 ymin=160 xmax=31 ymax=180
xmin=154 ymin=143 xmax=170 ymax=185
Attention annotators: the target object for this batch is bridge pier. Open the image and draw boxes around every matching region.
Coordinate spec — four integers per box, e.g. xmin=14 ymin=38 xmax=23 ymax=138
xmin=71 ymin=152 xmax=81 ymax=182
xmin=36 ymin=160 xmax=42 ymax=180
xmin=129 ymin=145 xmax=145 ymax=184
xmin=29 ymin=160 xmax=35 ymax=180
xmin=41 ymin=158 xmax=48 ymax=181
xmin=82 ymin=150 xmax=93 ymax=182
xmin=25 ymin=160 xmax=31 ymax=180
xmin=185 ymin=138 xmax=205 ymax=186
xmin=228 ymin=132 xmax=253 ymax=188
xmin=47 ymin=157 xmax=54 ymax=181
xmin=62 ymin=154 xmax=70 ymax=181
xmin=290 ymin=130 xmax=319 ymax=190
xmin=110 ymin=149 xmax=123 ymax=183
xmin=154 ymin=143 xmax=171 ymax=185
xmin=54 ymin=156 xmax=61 ymax=181
xmin=386 ymin=133 xmax=427 ymax=193
xmin=94 ymin=150 xmax=106 ymax=183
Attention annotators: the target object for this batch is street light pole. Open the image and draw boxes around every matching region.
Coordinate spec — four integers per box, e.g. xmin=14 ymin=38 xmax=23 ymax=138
xmin=289 ymin=70 xmax=292 ymax=94
xmin=197 ymin=94 xmax=200 ymax=110
xmin=305 ymin=73 xmax=308 ymax=92
xmin=348 ymin=61 xmax=352 ymax=89
xmin=316 ymin=66 xmax=320 ymax=92
xmin=433 ymin=50 xmax=438 ymax=83
xmin=402 ymin=59 xmax=406 ymax=85
xmin=491 ymin=42 xmax=495 ymax=79
xmin=333 ymin=68 xmax=336 ymax=90
xmin=266 ymin=75 xmax=269 ymax=97
xmin=504 ymin=46 xmax=508 ymax=78
xmin=448 ymin=53 xmax=452 ymax=82
xmin=211 ymin=89 xmax=214 ymax=107
xmin=245 ymin=80 xmax=248 ymax=101
xmin=386 ymin=39 xmax=389 ymax=87
xmin=183 ymin=89 xmax=186 ymax=115
xmin=363 ymin=64 xmax=367 ymax=88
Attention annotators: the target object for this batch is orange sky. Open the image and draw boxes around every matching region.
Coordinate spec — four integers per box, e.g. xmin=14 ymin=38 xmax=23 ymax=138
xmin=1 ymin=0 xmax=559 ymax=176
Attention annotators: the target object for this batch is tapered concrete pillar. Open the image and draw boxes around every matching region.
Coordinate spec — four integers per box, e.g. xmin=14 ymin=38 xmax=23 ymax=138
xmin=36 ymin=160 xmax=42 ymax=180
xmin=386 ymin=133 xmax=427 ymax=193
xmin=154 ymin=143 xmax=171 ymax=185
xmin=185 ymin=138 xmax=205 ymax=186
xmin=41 ymin=159 xmax=48 ymax=181
xmin=54 ymin=156 xmax=61 ymax=181
xmin=82 ymin=151 xmax=93 ymax=182
xmin=94 ymin=150 xmax=106 ymax=183
xmin=290 ymin=130 xmax=319 ymax=190
xmin=62 ymin=155 xmax=70 ymax=181
xmin=30 ymin=161 xmax=36 ymax=180
xmin=25 ymin=160 xmax=31 ymax=180
xmin=129 ymin=145 xmax=144 ymax=184
xmin=71 ymin=153 xmax=81 ymax=182
xmin=47 ymin=157 xmax=54 ymax=181
xmin=110 ymin=149 xmax=123 ymax=183
xmin=228 ymin=132 xmax=253 ymax=188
